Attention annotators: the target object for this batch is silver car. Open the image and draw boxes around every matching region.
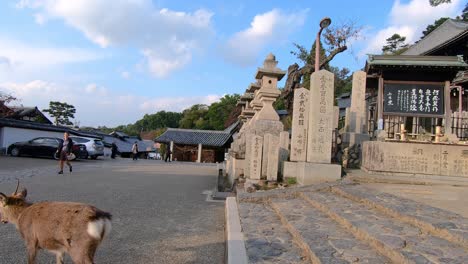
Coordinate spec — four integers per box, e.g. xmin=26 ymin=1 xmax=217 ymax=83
xmin=70 ymin=137 xmax=104 ymax=159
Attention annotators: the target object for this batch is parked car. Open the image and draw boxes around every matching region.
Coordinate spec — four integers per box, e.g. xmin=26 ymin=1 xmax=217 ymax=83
xmin=7 ymin=137 xmax=87 ymax=160
xmin=70 ymin=136 xmax=104 ymax=159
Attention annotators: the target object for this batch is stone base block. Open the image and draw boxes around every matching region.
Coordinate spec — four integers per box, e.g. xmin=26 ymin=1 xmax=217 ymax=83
xmin=296 ymin=162 xmax=341 ymax=186
xmin=283 ymin=161 xmax=342 ymax=185
xmin=283 ymin=161 xmax=298 ymax=179
xmin=342 ymin=132 xmax=370 ymax=146
xmin=228 ymin=158 xmax=246 ymax=185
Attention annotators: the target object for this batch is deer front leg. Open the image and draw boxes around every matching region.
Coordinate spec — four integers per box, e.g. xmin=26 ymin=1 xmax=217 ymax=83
xmin=26 ymin=245 xmax=37 ymax=264
xmin=56 ymin=251 xmax=64 ymax=264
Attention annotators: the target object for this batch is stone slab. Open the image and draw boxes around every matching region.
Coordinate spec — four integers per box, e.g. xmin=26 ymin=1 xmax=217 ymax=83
xmin=271 ymin=198 xmax=391 ymax=263
xmin=283 ymin=161 xmax=298 ymax=179
xmin=238 ymin=201 xmax=308 ymax=263
xmin=267 ymin=135 xmax=279 ymax=181
xmin=225 ymin=197 xmax=249 ymax=264
xmin=261 ymin=134 xmax=271 ymax=178
xmin=278 ymin=131 xmax=290 ymax=179
xmin=250 ymin=135 xmax=263 ymax=180
xmin=291 ymin=88 xmax=309 ymax=162
xmin=296 ymin=162 xmax=341 ymax=186
xmin=362 ymin=141 xmax=468 ymax=178
xmin=304 ymin=190 xmax=468 ymax=263
xmin=307 ymin=70 xmax=335 ymax=163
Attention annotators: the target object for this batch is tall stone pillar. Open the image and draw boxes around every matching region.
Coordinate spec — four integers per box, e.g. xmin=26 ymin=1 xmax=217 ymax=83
xmin=290 ymin=88 xmax=309 ymax=162
xmin=307 ymin=70 xmax=335 ymax=163
xmin=343 ymin=71 xmax=370 ymax=146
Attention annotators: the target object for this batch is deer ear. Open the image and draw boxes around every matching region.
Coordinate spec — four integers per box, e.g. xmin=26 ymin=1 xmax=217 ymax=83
xmin=17 ymin=189 xmax=27 ymax=199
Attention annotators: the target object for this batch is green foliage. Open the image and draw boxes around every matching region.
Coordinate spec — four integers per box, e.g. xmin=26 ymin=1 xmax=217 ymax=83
xmin=462 ymin=3 xmax=468 ymax=21
xmin=421 ymin=17 xmax=450 ymax=39
xmin=179 ymin=104 xmax=209 ymax=129
xmin=291 ymin=41 xmax=328 ymax=89
xmin=133 ymin=111 xmax=182 ymax=132
xmin=286 ymin=177 xmax=297 ymax=185
xmin=179 ymin=94 xmax=240 ymax=130
xmin=382 ymin=33 xmax=409 ymax=55
xmin=43 ymin=101 xmax=76 ymax=126
xmin=205 ymin=94 xmax=240 ymax=130
xmin=329 ymin=66 xmax=352 ymax=98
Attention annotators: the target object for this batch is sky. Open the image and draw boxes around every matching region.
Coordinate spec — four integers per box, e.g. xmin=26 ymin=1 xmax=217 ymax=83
xmin=0 ymin=0 xmax=465 ymax=127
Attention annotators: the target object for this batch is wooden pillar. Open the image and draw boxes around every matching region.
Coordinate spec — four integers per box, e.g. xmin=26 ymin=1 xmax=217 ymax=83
xmin=197 ymin=143 xmax=202 ymax=163
xmin=377 ymin=77 xmax=384 ymax=129
xmin=444 ymin=81 xmax=452 ymax=134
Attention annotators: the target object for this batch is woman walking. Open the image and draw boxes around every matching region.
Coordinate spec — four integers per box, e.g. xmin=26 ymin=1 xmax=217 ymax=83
xmin=57 ymin=132 xmax=73 ymax=174
xmin=132 ymin=141 xmax=139 ymax=160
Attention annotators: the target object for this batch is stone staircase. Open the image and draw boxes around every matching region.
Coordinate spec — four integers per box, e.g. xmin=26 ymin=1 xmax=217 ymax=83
xmin=237 ymin=183 xmax=468 ymax=264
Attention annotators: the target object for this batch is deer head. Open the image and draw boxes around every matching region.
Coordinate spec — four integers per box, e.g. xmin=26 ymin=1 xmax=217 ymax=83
xmin=0 ymin=180 xmax=29 ymax=224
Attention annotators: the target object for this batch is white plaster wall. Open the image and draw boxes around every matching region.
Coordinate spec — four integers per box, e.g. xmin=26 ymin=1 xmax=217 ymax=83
xmin=1 ymin=127 xmax=64 ymax=151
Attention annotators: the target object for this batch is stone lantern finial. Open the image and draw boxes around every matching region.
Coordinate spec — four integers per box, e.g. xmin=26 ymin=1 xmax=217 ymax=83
xmin=264 ymin=53 xmax=278 ymax=70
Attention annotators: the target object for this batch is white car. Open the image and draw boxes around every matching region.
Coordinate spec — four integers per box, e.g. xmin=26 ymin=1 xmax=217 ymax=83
xmin=70 ymin=137 xmax=105 ymax=159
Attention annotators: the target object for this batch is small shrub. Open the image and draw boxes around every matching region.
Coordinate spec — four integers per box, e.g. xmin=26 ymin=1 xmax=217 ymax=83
xmin=286 ymin=177 xmax=297 ymax=185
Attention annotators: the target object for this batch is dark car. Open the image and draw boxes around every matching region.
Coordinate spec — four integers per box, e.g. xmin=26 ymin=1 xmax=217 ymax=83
xmin=7 ymin=137 xmax=88 ymax=160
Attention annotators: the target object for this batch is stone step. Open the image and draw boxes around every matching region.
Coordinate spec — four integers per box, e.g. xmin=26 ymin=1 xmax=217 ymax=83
xmin=332 ymin=184 xmax=468 ymax=248
xmin=270 ymin=197 xmax=391 ymax=264
xmin=300 ymin=190 xmax=468 ymax=264
xmin=237 ymin=201 xmax=308 ymax=264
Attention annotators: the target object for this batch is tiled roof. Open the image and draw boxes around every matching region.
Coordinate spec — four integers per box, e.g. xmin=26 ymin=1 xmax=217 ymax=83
xmin=8 ymin=106 xmax=52 ymax=124
xmin=365 ymin=55 xmax=468 ymax=73
xmin=155 ymin=128 xmax=233 ymax=147
xmin=403 ymin=19 xmax=468 ymax=56
xmin=0 ymin=118 xmax=99 ymax=138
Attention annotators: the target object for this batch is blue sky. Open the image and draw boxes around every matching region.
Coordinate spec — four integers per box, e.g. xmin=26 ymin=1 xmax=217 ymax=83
xmin=0 ymin=0 xmax=464 ymax=126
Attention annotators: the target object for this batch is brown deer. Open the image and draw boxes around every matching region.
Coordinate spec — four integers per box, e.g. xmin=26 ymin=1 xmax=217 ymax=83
xmin=0 ymin=181 xmax=112 ymax=264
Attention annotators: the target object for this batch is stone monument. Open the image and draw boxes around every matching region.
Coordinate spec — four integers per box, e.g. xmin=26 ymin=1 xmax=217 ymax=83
xmin=342 ymin=71 xmax=370 ymax=146
xmin=283 ymin=70 xmax=341 ymax=185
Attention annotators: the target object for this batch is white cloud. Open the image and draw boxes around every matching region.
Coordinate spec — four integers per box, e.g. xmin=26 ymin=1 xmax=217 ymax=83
xmin=222 ymin=9 xmax=308 ymax=66
xmin=360 ymin=0 xmax=464 ymax=56
xmin=139 ymin=94 xmax=221 ymax=113
xmin=0 ymin=36 xmax=100 ymax=74
xmin=19 ymin=0 xmax=214 ymax=78
xmin=121 ymin=71 xmax=130 ymax=79
xmin=1 ymin=80 xmax=222 ymax=126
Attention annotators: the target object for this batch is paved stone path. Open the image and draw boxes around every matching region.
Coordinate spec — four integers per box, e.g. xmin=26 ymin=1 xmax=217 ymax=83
xmin=237 ymin=182 xmax=468 ymax=264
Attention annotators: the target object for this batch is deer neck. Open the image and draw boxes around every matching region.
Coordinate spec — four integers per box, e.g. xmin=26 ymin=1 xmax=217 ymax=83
xmin=7 ymin=202 xmax=32 ymax=226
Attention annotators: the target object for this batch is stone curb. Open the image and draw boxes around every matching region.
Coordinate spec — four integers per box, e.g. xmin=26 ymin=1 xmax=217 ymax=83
xmin=225 ymin=197 xmax=248 ymax=264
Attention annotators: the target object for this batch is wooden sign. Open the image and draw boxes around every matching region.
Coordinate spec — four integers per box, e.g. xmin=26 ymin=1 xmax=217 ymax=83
xmin=383 ymin=82 xmax=444 ymax=116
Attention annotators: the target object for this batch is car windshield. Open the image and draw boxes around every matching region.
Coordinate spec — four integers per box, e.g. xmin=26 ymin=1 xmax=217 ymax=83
xmin=71 ymin=137 xmax=90 ymax=143
xmin=94 ymin=140 xmax=104 ymax=145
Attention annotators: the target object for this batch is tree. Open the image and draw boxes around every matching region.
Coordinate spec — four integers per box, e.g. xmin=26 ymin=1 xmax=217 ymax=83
xmin=0 ymin=91 xmax=17 ymax=117
xmin=133 ymin=111 xmax=182 ymax=132
xmin=179 ymin=104 xmax=209 ymax=129
xmin=421 ymin=17 xmax=450 ymax=39
xmin=329 ymin=66 xmax=352 ymax=97
xmin=205 ymin=94 xmax=240 ymax=130
xmin=462 ymin=3 xmax=468 ymax=21
xmin=282 ymin=21 xmax=362 ymax=112
xmin=43 ymin=101 xmax=76 ymax=126
xmin=382 ymin=34 xmax=409 ymax=55
xmin=429 ymin=0 xmax=450 ymax=6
